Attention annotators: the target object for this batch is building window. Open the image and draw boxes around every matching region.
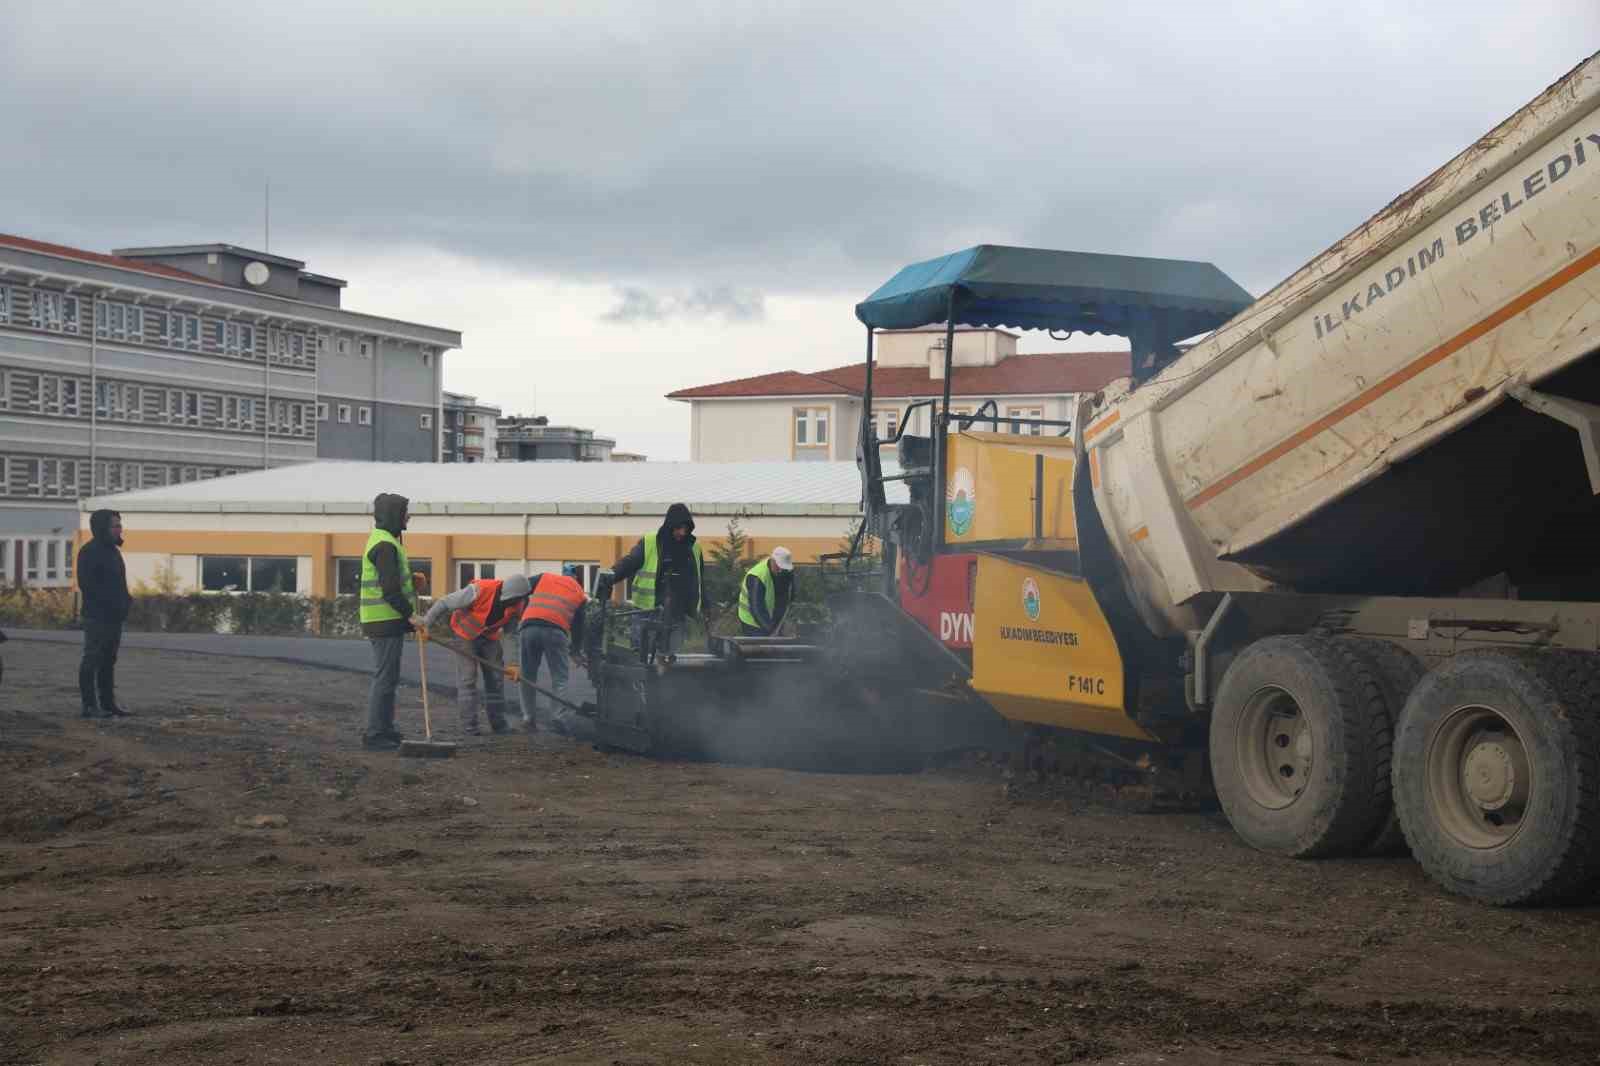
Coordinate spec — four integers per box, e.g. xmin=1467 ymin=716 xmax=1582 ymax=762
xmin=357 ymin=406 xmax=372 ymax=426
xmin=358 ymin=338 xmax=373 ymax=359
xmin=563 ymin=562 xmax=601 ymax=594
xmin=200 ymin=555 xmax=299 ymax=594
xmin=32 ymin=290 xmax=63 ymax=331
xmin=335 ymin=558 xmax=362 ymax=596
xmin=337 ymin=404 xmax=351 ymax=424
xmin=455 ymin=432 xmax=464 ymax=447
xmin=1005 ymin=405 xmax=1045 ymax=436
xmin=421 ymin=348 xmax=434 ymax=368
xmin=420 ymin=412 xmax=433 ymax=429
xmin=251 ymin=557 xmax=298 ymax=593
xmin=337 ymin=336 xmax=350 ymax=355
xmin=200 ymin=556 xmax=247 ymax=592
xmin=794 ymin=407 xmax=829 ymax=449
xmin=317 ymin=401 xmax=330 ymax=422
xmin=872 ymin=406 xmax=900 ymax=445
xmin=456 ymin=560 xmax=496 ymax=589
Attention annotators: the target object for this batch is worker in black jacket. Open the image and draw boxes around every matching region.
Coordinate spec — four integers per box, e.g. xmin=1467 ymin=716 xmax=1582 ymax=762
xmin=359 ymin=492 xmax=426 ymax=750
xmin=78 ymin=508 xmax=132 ymax=718
xmin=599 ymin=503 xmax=712 ymax=658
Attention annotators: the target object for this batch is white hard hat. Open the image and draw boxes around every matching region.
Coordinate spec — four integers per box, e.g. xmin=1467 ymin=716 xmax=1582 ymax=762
xmin=771 ymin=546 xmax=794 ymax=571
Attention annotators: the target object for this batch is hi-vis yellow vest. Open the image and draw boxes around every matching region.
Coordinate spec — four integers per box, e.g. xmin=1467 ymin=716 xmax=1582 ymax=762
xmin=359 ymin=528 xmax=414 ymax=624
xmin=737 ymin=558 xmax=782 ymax=629
xmin=630 ymin=536 xmax=703 ymax=614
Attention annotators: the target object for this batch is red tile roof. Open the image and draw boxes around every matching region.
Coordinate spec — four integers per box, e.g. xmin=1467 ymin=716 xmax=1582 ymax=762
xmin=0 ymin=233 xmax=213 ymax=284
xmin=668 ymin=351 xmax=1131 ymax=400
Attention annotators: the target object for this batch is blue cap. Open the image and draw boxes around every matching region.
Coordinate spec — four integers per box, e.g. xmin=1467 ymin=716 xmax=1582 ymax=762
xmin=561 ymin=563 xmax=581 ymax=578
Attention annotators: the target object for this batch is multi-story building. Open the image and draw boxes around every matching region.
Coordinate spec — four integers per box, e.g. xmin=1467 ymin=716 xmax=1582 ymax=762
xmin=496 ymin=416 xmax=616 ymax=462
xmin=0 ymin=234 xmax=460 ymax=586
xmin=441 ymin=391 xmax=501 ymax=463
xmin=668 ymin=327 xmax=1130 ymax=462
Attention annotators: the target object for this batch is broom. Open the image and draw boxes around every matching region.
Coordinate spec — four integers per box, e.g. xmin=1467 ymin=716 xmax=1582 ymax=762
xmin=398 ymin=629 xmax=456 ymax=758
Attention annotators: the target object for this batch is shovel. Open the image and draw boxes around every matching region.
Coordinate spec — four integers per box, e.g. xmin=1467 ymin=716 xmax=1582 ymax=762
xmin=436 ymin=634 xmax=598 ymax=718
xmin=398 ymin=630 xmax=456 ymax=758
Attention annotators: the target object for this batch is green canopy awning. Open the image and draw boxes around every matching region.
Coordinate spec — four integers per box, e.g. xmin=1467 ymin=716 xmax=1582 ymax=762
xmin=855 ymin=244 xmax=1253 ymax=345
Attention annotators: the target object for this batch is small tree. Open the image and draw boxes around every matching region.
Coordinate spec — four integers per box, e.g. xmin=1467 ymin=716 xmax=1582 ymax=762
xmin=131 ymin=559 xmax=183 ymax=597
xmin=702 ymin=513 xmax=753 ymax=611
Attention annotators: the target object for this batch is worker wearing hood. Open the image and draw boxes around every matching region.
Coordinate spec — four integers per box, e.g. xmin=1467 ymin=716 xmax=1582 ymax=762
xmin=359 ymin=492 xmax=424 ymax=750
xmin=77 ymin=508 xmax=132 ymax=718
xmin=602 ymin=503 xmax=712 ymax=659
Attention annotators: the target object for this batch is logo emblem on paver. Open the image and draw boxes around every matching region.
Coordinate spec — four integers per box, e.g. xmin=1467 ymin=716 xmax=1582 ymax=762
xmin=947 ymin=466 xmax=976 ymax=536
xmin=1022 ymin=577 xmax=1041 ymax=622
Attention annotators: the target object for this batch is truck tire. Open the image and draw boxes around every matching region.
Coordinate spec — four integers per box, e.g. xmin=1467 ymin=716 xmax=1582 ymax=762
xmin=1338 ymin=637 xmax=1426 ymax=856
xmin=1210 ymin=635 xmax=1391 ymax=859
xmin=1393 ymin=650 xmax=1600 ymax=906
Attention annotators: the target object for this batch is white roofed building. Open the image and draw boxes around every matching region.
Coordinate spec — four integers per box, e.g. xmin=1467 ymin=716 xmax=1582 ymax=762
xmin=81 ymin=460 xmax=884 ymax=598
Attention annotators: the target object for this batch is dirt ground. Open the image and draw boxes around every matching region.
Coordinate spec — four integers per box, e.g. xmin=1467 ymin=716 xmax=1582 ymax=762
xmin=2 ymin=641 xmax=1599 ymax=1066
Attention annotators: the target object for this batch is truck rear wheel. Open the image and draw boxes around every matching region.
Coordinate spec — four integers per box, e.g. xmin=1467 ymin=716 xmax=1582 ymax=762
xmin=1210 ymin=636 xmax=1390 ymax=859
xmin=1338 ymin=637 xmax=1426 ymax=856
xmin=1393 ymin=650 xmax=1600 ymax=906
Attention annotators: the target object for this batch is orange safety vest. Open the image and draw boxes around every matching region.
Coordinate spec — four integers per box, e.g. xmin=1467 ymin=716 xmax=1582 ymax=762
xmin=520 ymin=573 xmax=586 ymax=633
xmin=450 ymin=578 xmax=514 ymax=641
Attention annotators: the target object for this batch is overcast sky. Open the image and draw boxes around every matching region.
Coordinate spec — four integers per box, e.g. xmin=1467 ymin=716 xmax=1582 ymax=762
xmin=3 ymin=2 xmax=1597 ymax=459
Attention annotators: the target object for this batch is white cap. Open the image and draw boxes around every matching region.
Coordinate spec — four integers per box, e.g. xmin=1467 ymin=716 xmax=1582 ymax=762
xmin=771 ymin=546 xmax=794 ymax=571
xmin=500 ymin=573 xmax=533 ymax=600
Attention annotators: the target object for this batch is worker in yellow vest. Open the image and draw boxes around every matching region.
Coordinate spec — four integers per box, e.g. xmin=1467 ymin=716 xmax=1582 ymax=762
xmin=422 ymin=573 xmax=533 ymax=735
xmin=738 ymin=547 xmax=795 ymax=636
xmin=597 ymin=503 xmax=710 ymax=658
xmin=358 ymin=493 xmax=426 ymax=751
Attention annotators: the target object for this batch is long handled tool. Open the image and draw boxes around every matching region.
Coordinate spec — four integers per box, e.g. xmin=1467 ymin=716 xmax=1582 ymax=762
xmin=435 ymin=634 xmax=598 ymax=718
xmin=399 ymin=631 xmax=457 ymax=758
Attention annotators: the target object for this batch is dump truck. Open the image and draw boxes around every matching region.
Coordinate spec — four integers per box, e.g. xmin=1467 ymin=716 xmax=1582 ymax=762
xmin=839 ymin=51 xmax=1600 ymax=906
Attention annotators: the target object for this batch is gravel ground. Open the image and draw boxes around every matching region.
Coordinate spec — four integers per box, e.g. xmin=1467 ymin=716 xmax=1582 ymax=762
xmin=2 ymin=640 xmax=1598 ymax=1065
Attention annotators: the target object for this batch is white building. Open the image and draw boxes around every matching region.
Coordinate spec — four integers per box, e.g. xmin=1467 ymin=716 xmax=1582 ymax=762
xmin=668 ymin=327 xmax=1129 ymax=462
xmin=80 ymin=460 xmax=886 ymax=599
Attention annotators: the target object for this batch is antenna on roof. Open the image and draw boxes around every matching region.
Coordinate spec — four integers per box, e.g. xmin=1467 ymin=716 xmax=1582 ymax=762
xmin=264 ymin=180 xmax=271 ymax=253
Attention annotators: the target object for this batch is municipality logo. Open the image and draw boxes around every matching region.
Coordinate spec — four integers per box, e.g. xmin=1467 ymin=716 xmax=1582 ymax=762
xmin=1021 ymin=577 xmax=1041 ymax=621
xmin=947 ymin=465 xmax=976 ymax=536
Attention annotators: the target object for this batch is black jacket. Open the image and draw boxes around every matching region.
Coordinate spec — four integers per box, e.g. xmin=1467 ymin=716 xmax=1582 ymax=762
xmin=362 ymin=492 xmax=417 ymax=638
xmin=743 ymin=568 xmax=793 ymax=634
xmin=78 ymin=509 xmax=130 ymax=624
xmin=611 ymin=503 xmax=711 ymax=619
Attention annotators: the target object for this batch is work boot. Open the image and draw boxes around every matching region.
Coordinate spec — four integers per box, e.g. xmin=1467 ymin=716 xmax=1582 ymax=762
xmin=80 ymin=703 xmax=105 ymax=720
xmin=102 ymin=704 xmax=131 ymax=718
xmin=523 ymin=713 xmax=538 ymax=735
xmin=488 ymin=717 xmax=510 ymax=735
xmin=460 ymin=720 xmax=482 ymax=737
xmin=362 ymin=733 xmax=403 ymax=752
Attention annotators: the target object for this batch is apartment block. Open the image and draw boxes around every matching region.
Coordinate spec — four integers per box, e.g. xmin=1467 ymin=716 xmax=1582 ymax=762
xmin=0 ymin=234 xmax=460 ymax=586
xmin=496 ymin=416 xmax=616 ymax=462
xmin=441 ymin=391 xmax=501 ymax=463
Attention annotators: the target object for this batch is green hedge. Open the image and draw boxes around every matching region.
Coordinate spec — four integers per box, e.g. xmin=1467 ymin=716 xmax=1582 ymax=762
xmin=0 ymin=588 xmax=370 ymax=637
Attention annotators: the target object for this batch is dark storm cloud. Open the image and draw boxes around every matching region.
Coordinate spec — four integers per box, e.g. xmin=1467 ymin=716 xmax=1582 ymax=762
xmin=2 ymin=0 xmax=1597 ymax=305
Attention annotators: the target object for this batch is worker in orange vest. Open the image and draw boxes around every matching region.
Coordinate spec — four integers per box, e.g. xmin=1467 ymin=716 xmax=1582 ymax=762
xmin=518 ymin=565 xmax=590 ymax=736
xmin=423 ymin=573 xmax=532 ymax=735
